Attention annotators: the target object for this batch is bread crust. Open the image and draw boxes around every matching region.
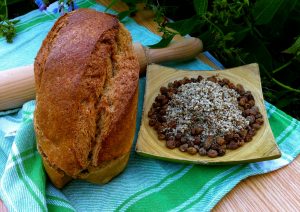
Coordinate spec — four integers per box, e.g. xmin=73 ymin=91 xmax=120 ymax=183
xmin=34 ymin=9 xmax=139 ymax=187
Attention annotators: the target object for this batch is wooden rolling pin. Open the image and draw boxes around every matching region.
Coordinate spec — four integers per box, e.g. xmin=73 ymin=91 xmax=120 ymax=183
xmin=0 ymin=37 xmax=202 ymax=111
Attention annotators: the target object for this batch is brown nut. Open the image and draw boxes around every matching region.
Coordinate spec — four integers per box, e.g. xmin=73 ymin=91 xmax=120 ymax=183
xmin=175 ymin=140 xmax=181 ymax=147
xmin=166 ymin=139 xmax=176 ymax=149
xmin=187 ymin=147 xmax=198 ymax=155
xmin=149 ymin=119 xmax=156 ymax=126
xmin=193 ymin=136 xmax=201 ymax=145
xmin=197 ymin=75 xmax=203 ymax=81
xmin=218 ymin=80 xmax=226 ymax=86
xmin=180 ymin=137 xmax=188 ymax=144
xmin=218 ymin=148 xmax=226 ymax=156
xmin=248 ymin=99 xmax=255 ymax=107
xmin=245 ymin=135 xmax=252 ymax=142
xmin=255 ymin=113 xmax=263 ymax=119
xmin=222 ymin=78 xmax=230 ymax=84
xmin=224 ymin=133 xmax=234 ymax=142
xmin=158 ymin=134 xmax=166 ymax=140
xmin=256 ymin=118 xmax=264 ymax=125
xmin=252 ymin=123 xmax=261 ymax=130
xmin=211 ymin=142 xmax=220 ymax=150
xmin=239 ymin=97 xmax=247 ymax=106
xmin=160 ymin=86 xmax=168 ymax=94
xmin=207 ymin=76 xmax=218 ymax=83
xmin=216 ymin=136 xmax=225 ymax=145
xmin=199 ymin=148 xmax=207 ymax=156
xmin=227 ymin=141 xmax=239 ymax=150
xmin=238 ymin=140 xmax=245 ymax=147
xmin=179 ymin=144 xmax=189 ymax=152
xmin=207 ymin=149 xmax=218 ymax=158
xmin=228 ymin=82 xmax=236 ymax=89
xmin=239 ymin=129 xmax=248 ymax=138
xmin=168 ymin=120 xmax=177 ymax=128
xmin=148 ymin=110 xmax=154 ymax=118
xmin=244 ymin=91 xmax=254 ymax=100
xmin=204 ymin=136 xmax=213 ymax=149
xmin=187 ymin=141 xmax=194 ymax=147
xmin=175 ymin=133 xmax=182 ymax=140
xmin=191 ymin=78 xmax=197 ymax=82
xmin=183 ymin=77 xmax=191 ymax=84
xmin=246 ymin=115 xmax=256 ymax=124
xmin=236 ymin=84 xmax=245 ymax=95
xmin=191 ymin=127 xmax=204 ymax=135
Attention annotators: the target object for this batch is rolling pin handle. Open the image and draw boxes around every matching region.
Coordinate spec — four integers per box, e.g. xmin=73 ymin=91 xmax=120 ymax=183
xmin=135 ymin=37 xmax=203 ymax=75
xmin=0 ymin=65 xmax=35 ymax=111
xmin=133 ymin=42 xmax=148 ymax=72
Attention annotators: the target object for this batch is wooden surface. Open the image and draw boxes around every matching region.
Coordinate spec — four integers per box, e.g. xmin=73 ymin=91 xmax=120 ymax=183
xmin=137 ymin=64 xmax=280 ymax=164
xmin=0 ymin=1 xmax=299 ymax=211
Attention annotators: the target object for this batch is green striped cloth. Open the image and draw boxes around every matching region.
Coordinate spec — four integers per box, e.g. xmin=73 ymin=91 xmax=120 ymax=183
xmin=1 ymin=1 xmax=300 ymax=211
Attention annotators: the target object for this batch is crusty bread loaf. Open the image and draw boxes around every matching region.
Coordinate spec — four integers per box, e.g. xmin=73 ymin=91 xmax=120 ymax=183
xmin=34 ymin=8 xmax=139 ymax=188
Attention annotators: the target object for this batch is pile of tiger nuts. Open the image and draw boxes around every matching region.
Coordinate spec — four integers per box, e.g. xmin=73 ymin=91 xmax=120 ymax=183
xmin=148 ymin=75 xmax=264 ymax=158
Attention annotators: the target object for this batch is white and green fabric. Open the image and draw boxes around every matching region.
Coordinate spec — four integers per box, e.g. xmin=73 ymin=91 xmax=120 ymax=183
xmin=1 ymin=1 xmax=300 ymax=211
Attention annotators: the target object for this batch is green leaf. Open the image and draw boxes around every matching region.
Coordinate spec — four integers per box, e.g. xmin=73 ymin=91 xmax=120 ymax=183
xmin=253 ymin=0 xmax=285 ymax=25
xmin=193 ymin=0 xmax=208 ymax=15
xmin=296 ymin=53 xmax=300 ymax=62
xmin=11 ymin=19 xmax=20 ymax=24
xmin=198 ymin=30 xmax=212 ymax=47
xmin=231 ymin=27 xmax=251 ymax=46
xmin=283 ymin=36 xmax=300 ymax=55
xmin=118 ymin=7 xmax=137 ymax=20
xmin=148 ymin=33 xmax=175 ymax=48
xmin=0 ymin=0 xmax=7 ymax=19
xmin=104 ymin=0 xmax=120 ymax=12
xmin=117 ymin=10 xmax=131 ymax=20
xmin=166 ymin=16 xmax=200 ymax=36
xmin=267 ymin=0 xmax=298 ymax=32
xmin=276 ymin=97 xmax=294 ymax=108
xmin=123 ymin=0 xmax=143 ymax=4
xmin=276 ymin=95 xmax=294 ymax=108
xmin=242 ymin=35 xmax=273 ymax=71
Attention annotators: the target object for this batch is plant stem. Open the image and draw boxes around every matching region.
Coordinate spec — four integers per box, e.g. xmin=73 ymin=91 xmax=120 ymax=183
xmin=262 ymin=61 xmax=300 ymax=93
xmin=272 ymin=60 xmax=293 ymax=74
xmin=271 ymin=77 xmax=300 ymax=93
xmin=202 ymin=15 xmax=224 ymax=36
xmin=253 ymin=27 xmax=263 ymax=39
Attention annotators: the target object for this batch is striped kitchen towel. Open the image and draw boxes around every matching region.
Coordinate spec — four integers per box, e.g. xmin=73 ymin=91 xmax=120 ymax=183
xmin=1 ymin=0 xmax=300 ymax=211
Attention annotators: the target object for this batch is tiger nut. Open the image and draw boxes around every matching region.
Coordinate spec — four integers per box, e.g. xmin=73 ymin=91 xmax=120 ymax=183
xmin=207 ymin=149 xmax=218 ymax=158
xmin=187 ymin=147 xmax=198 ymax=155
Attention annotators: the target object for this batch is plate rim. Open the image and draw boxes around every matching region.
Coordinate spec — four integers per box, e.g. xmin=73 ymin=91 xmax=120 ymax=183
xmin=136 ymin=63 xmax=281 ymax=165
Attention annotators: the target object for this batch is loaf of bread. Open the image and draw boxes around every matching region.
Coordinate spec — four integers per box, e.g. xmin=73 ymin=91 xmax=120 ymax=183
xmin=34 ymin=9 xmax=139 ymax=188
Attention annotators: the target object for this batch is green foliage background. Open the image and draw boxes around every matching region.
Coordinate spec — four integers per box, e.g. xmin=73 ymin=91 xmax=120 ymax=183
xmin=112 ymin=0 xmax=300 ymax=119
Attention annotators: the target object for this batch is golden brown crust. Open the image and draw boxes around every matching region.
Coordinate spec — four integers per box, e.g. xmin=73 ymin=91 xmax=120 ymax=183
xmin=34 ymin=8 xmax=139 ymax=186
xmin=81 ymin=86 xmax=138 ymax=184
xmin=96 ymin=84 xmax=138 ymax=164
xmin=84 ymin=152 xmax=131 ymax=184
xmin=42 ymin=159 xmax=72 ymax=189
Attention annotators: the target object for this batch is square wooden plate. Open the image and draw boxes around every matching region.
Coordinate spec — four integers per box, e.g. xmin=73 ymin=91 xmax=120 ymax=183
xmin=136 ymin=63 xmax=281 ymax=164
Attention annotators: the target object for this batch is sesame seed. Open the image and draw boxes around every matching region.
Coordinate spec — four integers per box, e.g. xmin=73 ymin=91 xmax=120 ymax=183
xmin=165 ymin=80 xmax=249 ymax=141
